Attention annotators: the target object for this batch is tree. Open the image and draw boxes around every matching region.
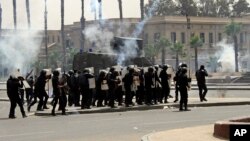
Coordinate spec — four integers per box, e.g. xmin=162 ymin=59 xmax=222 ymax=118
xmin=145 ymin=0 xmax=177 ymax=16
xmin=118 ymin=0 xmax=123 ymax=21
xmin=13 ymin=0 xmax=17 ymax=30
xmin=155 ymin=37 xmax=171 ymax=65
xmin=26 ymin=0 xmax=31 ymax=29
xmin=225 ymin=20 xmax=242 ymax=72
xmin=216 ymin=0 xmax=234 ymax=17
xmin=197 ymin=0 xmax=217 ymax=17
xmin=44 ymin=0 xmax=48 ymax=67
xmin=140 ymin=0 xmax=144 ymax=20
xmin=190 ymin=35 xmax=203 ymax=71
xmin=61 ymin=0 xmax=66 ymax=71
xmin=0 ymin=3 xmax=2 ymax=36
xmin=177 ymin=0 xmax=198 ymax=16
xmin=170 ymin=41 xmax=184 ymax=69
xmin=80 ymin=0 xmax=85 ymax=51
xmin=144 ymin=44 xmax=161 ymax=64
xmin=233 ymin=0 xmax=250 ymax=17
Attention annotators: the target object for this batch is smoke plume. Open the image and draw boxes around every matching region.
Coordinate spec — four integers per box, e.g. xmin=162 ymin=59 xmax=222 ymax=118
xmin=215 ymin=39 xmax=235 ymax=72
xmin=0 ymin=30 xmax=42 ymax=76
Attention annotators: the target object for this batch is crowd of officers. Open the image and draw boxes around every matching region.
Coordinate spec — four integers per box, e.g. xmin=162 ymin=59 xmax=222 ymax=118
xmin=7 ymin=63 xmax=208 ymax=118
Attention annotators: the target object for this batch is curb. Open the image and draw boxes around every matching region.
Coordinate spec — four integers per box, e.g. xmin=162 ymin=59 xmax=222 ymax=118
xmin=34 ymin=101 xmax=250 ymax=116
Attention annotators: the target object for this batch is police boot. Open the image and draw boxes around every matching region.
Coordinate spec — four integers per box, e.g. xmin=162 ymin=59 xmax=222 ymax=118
xmin=51 ymin=110 xmax=56 ymax=116
xmin=22 ymin=113 xmax=28 ymax=118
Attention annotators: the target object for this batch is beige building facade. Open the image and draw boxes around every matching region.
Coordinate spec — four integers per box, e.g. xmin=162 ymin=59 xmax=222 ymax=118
xmin=46 ymin=16 xmax=250 ymax=71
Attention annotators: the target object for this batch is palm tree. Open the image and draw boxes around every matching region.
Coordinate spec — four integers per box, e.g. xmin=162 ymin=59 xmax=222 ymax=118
xmin=225 ymin=20 xmax=241 ymax=72
xmin=171 ymin=41 xmax=184 ymax=69
xmin=26 ymin=0 xmax=31 ymax=29
xmin=44 ymin=0 xmax=48 ymax=67
xmin=190 ymin=35 xmax=203 ymax=71
xmin=98 ymin=0 xmax=102 ymax=29
xmin=155 ymin=37 xmax=171 ymax=65
xmin=13 ymin=0 xmax=17 ymax=30
xmin=140 ymin=0 xmax=144 ymax=20
xmin=0 ymin=3 xmax=2 ymax=36
xmin=80 ymin=0 xmax=85 ymax=51
xmin=61 ymin=0 xmax=66 ymax=71
xmin=144 ymin=44 xmax=161 ymax=64
xmin=118 ymin=0 xmax=123 ymax=21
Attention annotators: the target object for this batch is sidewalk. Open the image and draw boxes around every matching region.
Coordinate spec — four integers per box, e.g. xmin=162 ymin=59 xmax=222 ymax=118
xmin=33 ymin=97 xmax=250 ymax=116
xmin=141 ymin=125 xmax=226 ymax=141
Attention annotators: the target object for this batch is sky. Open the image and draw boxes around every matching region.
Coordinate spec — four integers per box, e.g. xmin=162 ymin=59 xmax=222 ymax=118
xmin=1 ymin=0 xmax=250 ymax=30
xmin=0 ymin=0 xmax=149 ymax=30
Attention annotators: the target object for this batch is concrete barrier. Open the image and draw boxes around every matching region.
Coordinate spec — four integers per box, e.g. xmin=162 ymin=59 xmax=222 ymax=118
xmin=214 ymin=116 xmax=250 ymax=139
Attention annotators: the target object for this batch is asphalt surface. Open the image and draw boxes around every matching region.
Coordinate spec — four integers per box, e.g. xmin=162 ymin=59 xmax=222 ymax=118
xmin=0 ymin=104 xmax=250 ymax=141
xmin=1 ymin=81 xmax=250 ymax=141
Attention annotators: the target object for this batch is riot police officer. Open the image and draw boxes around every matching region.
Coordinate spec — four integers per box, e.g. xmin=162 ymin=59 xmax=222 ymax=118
xmin=178 ymin=67 xmax=190 ymax=111
xmin=7 ymin=75 xmax=27 ymax=118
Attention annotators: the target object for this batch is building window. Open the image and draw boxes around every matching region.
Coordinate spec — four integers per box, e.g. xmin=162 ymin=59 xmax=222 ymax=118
xmin=154 ymin=33 xmax=161 ymax=43
xmin=144 ymin=33 xmax=148 ymax=45
xmin=200 ymin=32 xmax=205 ymax=43
xmin=240 ymin=33 xmax=244 ymax=43
xmin=181 ymin=32 xmax=185 ymax=44
xmin=218 ymin=33 xmax=222 ymax=42
xmin=209 ymin=33 xmax=213 ymax=43
xmin=58 ymin=36 xmax=60 ymax=43
xmin=171 ymin=32 xmax=176 ymax=43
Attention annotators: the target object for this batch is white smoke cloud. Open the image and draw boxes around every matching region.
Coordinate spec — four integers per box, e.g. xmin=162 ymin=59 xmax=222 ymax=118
xmin=215 ymin=39 xmax=235 ymax=72
xmin=83 ymin=0 xmax=160 ymax=66
xmin=117 ymin=0 xmax=160 ymax=65
xmin=0 ymin=30 xmax=42 ymax=76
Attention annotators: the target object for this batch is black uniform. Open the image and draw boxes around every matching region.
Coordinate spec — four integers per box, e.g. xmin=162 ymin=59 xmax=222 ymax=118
xmin=96 ymin=71 xmax=108 ymax=107
xmin=7 ymin=76 xmax=27 ymax=118
xmin=159 ymin=66 xmax=170 ymax=103
xmin=79 ymin=70 xmax=94 ymax=109
xmin=28 ymin=71 xmax=48 ymax=112
xmin=153 ymin=67 xmax=161 ymax=104
xmin=51 ymin=71 xmax=60 ymax=115
xmin=178 ymin=69 xmax=190 ymax=111
xmin=70 ymin=71 xmax=80 ymax=106
xmin=25 ymin=76 xmax=34 ymax=105
xmin=107 ymin=70 xmax=120 ymax=108
xmin=144 ymin=68 xmax=154 ymax=105
xmin=36 ymin=71 xmax=49 ymax=111
xmin=195 ymin=65 xmax=208 ymax=102
xmin=136 ymin=69 xmax=145 ymax=105
xmin=122 ymin=69 xmax=134 ymax=107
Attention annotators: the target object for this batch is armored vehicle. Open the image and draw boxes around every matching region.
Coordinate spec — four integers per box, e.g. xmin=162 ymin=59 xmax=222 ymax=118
xmin=73 ymin=37 xmax=152 ymax=74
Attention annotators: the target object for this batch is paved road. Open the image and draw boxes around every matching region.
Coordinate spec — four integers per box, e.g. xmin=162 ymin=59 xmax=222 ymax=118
xmin=0 ymin=104 xmax=250 ymax=141
xmin=1 ymin=89 xmax=250 ymax=100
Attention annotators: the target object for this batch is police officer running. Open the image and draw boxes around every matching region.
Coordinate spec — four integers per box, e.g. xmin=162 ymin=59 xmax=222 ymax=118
xmin=7 ymin=75 xmax=27 ymax=118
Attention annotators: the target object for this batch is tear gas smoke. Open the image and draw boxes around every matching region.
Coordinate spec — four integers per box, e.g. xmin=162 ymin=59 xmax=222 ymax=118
xmin=84 ymin=0 xmax=160 ymax=66
xmin=0 ymin=30 xmax=42 ymax=76
xmin=215 ymin=39 xmax=235 ymax=72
